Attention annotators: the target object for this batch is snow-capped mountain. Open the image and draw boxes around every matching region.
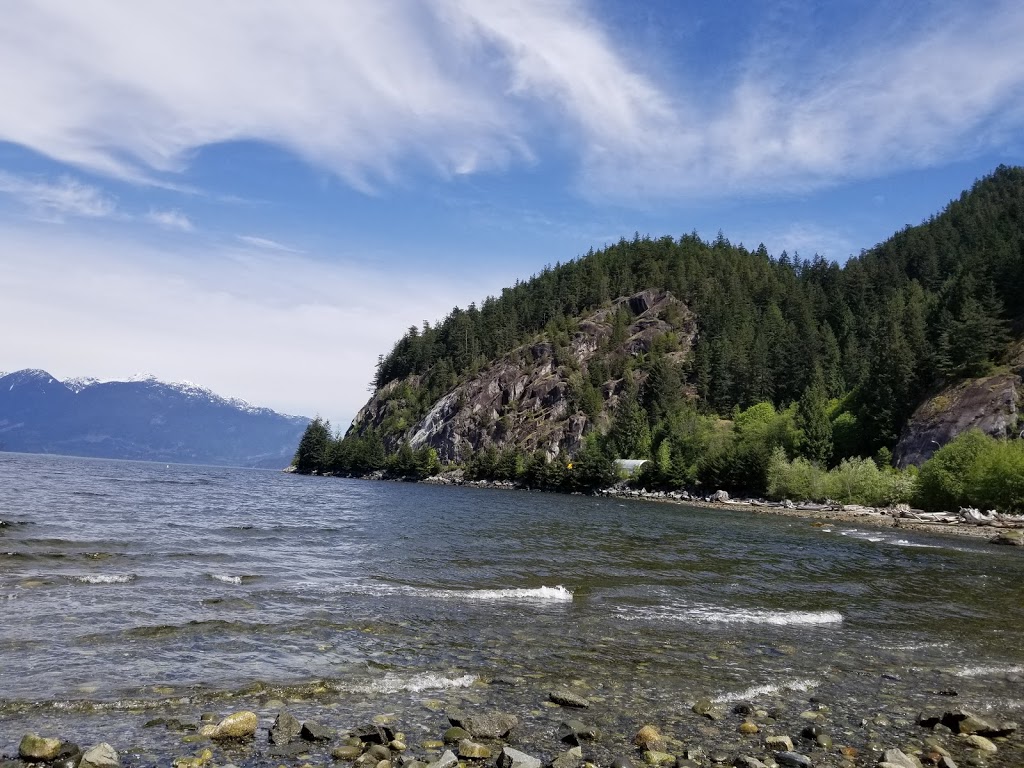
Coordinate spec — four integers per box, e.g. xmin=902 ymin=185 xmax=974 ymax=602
xmin=0 ymin=369 xmax=310 ymax=468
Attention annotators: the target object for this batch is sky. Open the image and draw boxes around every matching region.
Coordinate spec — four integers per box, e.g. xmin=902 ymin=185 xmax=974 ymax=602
xmin=2 ymin=0 xmax=1023 ymax=429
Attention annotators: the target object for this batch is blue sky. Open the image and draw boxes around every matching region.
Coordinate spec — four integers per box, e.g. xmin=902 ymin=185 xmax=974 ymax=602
xmin=1 ymin=0 xmax=1023 ymax=428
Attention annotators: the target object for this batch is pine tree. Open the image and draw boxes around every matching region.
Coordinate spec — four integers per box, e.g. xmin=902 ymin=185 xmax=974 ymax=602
xmin=796 ymin=370 xmax=833 ymax=465
xmin=293 ymin=417 xmax=331 ymax=474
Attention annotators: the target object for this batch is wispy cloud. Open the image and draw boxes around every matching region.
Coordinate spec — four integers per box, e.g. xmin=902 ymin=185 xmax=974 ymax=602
xmin=145 ymin=208 xmax=194 ymax=232
xmin=236 ymin=235 xmax=302 ymax=253
xmin=0 ymin=172 xmax=118 ymax=220
xmin=0 ymin=2 xmax=1021 ymax=200
xmin=0 ymin=223 xmax=489 ymax=426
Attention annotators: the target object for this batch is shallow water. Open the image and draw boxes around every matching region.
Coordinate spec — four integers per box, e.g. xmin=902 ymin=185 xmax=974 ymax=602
xmin=1 ymin=453 xmax=1022 ymax=765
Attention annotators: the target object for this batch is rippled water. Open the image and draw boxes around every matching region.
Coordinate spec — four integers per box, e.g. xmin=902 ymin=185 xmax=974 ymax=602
xmin=2 ymin=452 xmax=1023 ymax=766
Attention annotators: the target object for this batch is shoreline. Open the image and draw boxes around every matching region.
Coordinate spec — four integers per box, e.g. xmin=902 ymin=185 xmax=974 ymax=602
xmin=319 ymin=471 xmax=1024 ymax=545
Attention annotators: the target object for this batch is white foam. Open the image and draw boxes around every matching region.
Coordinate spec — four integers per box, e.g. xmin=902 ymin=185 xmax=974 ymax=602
xmin=712 ymin=677 xmax=820 ymax=703
xmin=307 ymin=581 xmax=573 ymax=603
xmin=71 ymin=574 xmax=135 ymax=584
xmin=444 ymin=585 xmax=573 ymax=602
xmin=348 ymin=672 xmax=477 ymax=694
xmin=955 ymin=664 xmax=1024 ymax=678
xmin=893 ymin=539 xmax=939 ymax=549
xmin=211 ymin=574 xmax=243 ymax=585
xmin=617 ymin=603 xmax=842 ymax=626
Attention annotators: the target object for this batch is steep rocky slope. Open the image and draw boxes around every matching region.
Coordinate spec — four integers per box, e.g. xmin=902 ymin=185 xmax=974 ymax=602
xmin=349 ymin=290 xmax=694 ymax=461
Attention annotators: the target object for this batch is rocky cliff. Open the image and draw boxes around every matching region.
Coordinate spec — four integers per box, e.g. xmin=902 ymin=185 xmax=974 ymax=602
xmin=894 ymin=372 xmax=1022 ymax=467
xmin=349 ymin=290 xmax=694 ymax=462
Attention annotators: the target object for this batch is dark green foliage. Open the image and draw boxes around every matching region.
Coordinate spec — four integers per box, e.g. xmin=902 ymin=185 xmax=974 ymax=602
xmin=301 ymin=166 xmax=1024 ymax=500
xmin=293 ymin=417 xmax=331 ymax=474
xmin=795 ymin=370 xmax=833 ymax=465
xmin=915 ymin=429 xmax=997 ymax=511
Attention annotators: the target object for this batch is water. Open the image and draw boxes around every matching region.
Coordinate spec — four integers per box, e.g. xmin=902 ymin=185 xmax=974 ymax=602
xmin=2 ymin=452 xmax=1023 ymax=765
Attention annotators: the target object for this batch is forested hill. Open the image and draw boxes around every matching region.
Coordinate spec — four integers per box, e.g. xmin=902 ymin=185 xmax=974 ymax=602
xmin=298 ymin=166 xmax=1024 ymax=497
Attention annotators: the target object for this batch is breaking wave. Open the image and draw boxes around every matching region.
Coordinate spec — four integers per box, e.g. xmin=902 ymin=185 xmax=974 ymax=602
xmin=712 ymin=677 xmax=820 ymax=703
xmin=616 ymin=602 xmax=842 ymax=626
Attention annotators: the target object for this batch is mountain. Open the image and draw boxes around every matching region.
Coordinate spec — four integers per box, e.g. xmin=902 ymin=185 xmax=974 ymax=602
xmin=0 ymin=370 xmax=310 ymax=468
xmin=301 ymin=166 xmax=1024 ymax=495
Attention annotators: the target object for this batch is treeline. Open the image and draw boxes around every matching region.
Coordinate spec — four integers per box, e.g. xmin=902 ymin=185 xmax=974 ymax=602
xmin=294 ymin=412 xmax=1024 ymax=512
xmin=370 ymin=166 xmax=1024 ymax=457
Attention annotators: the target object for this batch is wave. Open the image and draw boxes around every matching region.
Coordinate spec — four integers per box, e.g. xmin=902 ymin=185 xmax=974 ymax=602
xmin=954 ymin=664 xmax=1024 ymax=678
xmin=208 ymin=574 xmax=260 ymax=585
xmin=616 ymin=602 xmax=842 ymax=626
xmin=839 ymin=530 xmax=938 ymax=549
xmin=346 ymin=672 xmax=478 ymax=694
xmin=712 ymin=677 xmax=820 ymax=703
xmin=307 ymin=581 xmax=573 ymax=603
xmin=69 ymin=574 xmax=136 ymax=585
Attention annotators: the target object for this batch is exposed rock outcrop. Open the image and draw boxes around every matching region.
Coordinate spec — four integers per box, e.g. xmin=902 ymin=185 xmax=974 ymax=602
xmin=349 ymin=291 xmax=695 ymax=462
xmin=894 ymin=373 xmax=1021 ymax=467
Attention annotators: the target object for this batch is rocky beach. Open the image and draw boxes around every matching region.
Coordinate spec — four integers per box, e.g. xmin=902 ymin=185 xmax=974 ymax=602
xmin=2 ymin=454 xmax=1023 ymax=768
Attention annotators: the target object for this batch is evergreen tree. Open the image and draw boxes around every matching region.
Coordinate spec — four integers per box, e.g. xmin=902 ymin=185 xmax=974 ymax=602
xmin=795 ymin=370 xmax=833 ymax=465
xmin=293 ymin=417 xmax=331 ymax=474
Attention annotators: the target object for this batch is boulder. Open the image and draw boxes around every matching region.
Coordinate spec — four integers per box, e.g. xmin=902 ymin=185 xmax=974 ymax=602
xmin=448 ymin=712 xmax=518 ymax=739
xmin=79 ymin=743 xmax=120 ymax=768
xmin=990 ymin=531 xmax=1024 ymax=546
xmin=353 ymin=724 xmax=395 ymax=744
xmin=549 ymin=690 xmax=591 ymax=709
xmin=633 ymin=725 xmax=664 ymax=751
xmin=880 ymin=749 xmax=920 ymax=768
xmin=19 ymin=734 xmax=63 ymax=762
xmin=765 ymin=735 xmax=794 ymax=752
xmin=269 ymin=712 xmax=302 ymax=745
xmin=301 ymin=720 xmax=335 ymax=742
xmin=774 ymin=753 xmax=811 ymax=768
xmin=443 ymin=727 xmax=470 ymax=744
xmin=208 ymin=711 xmax=258 ymax=741
xmin=426 ymin=751 xmax=458 ymax=768
xmin=457 ymin=740 xmax=491 ymax=759
xmin=558 ymin=720 xmax=600 ymax=745
xmin=711 ymin=490 xmax=730 ymax=503
xmin=498 ymin=747 xmax=542 ymax=768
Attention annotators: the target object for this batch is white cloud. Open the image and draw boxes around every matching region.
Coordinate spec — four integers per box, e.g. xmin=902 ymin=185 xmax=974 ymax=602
xmin=0 ymin=224 xmax=488 ymax=427
xmin=145 ymin=208 xmax=194 ymax=232
xmin=0 ymin=172 xmax=118 ymax=220
xmin=0 ymin=2 xmax=1021 ymax=201
xmin=236 ymin=235 xmax=302 ymax=253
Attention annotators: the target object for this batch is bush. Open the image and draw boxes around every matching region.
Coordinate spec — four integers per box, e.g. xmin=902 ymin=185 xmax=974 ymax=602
xmin=767 ymin=448 xmax=917 ymax=506
xmin=915 ymin=430 xmax=993 ymax=511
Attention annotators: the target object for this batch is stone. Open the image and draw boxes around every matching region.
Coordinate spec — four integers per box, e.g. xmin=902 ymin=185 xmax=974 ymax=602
xmin=209 ymin=711 xmax=258 ymax=741
xmin=936 ymin=710 xmax=1015 ymax=737
xmin=692 ymin=698 xmax=725 ymax=720
xmin=270 ymin=712 xmax=302 ymax=745
xmin=452 ymin=713 xmax=518 ymax=739
xmin=738 ymin=721 xmax=759 ymax=735
xmin=990 ymin=531 xmax=1023 ymax=546
xmin=269 ymin=742 xmax=311 ymax=759
xmin=938 ymin=757 xmax=959 ymax=768
xmin=389 ymin=740 xmax=407 ymax=752
xmin=881 ymin=749 xmax=920 ymax=768
xmin=559 ymin=720 xmax=600 ymax=744
xmin=711 ymin=490 xmax=730 ymax=502
xmin=966 ymin=735 xmax=996 ymax=753
xmin=634 ymin=725 xmax=664 ymax=750
xmin=814 ymin=734 xmax=832 ymax=750
xmin=733 ymin=703 xmax=755 ymax=716
xmin=642 ymin=751 xmax=675 ymax=766
xmin=443 ymin=727 xmax=471 ymax=744
xmin=353 ymin=724 xmax=396 ymax=744
xmin=765 ymin=735 xmax=794 ymax=752
xmin=550 ymin=690 xmax=591 ymax=708
xmin=458 ymin=740 xmax=491 ymax=759
xmin=302 ymin=720 xmax=336 ymax=742
xmin=551 ymin=751 xmax=581 ymax=768
xmin=80 ymin=744 xmax=120 ymax=768
xmin=609 ymin=758 xmax=632 ymax=768
xmin=733 ymin=759 xmax=768 ymax=768
xmin=365 ymin=745 xmax=392 ymax=762
xmin=333 ymin=746 xmax=364 ymax=760
xmin=19 ymin=734 xmax=64 ymax=762
xmin=498 ymin=747 xmax=543 ymax=768
xmin=171 ymin=749 xmax=213 ymax=768
xmin=774 ymin=753 xmax=811 ymax=768
xmin=426 ymin=750 xmax=458 ymax=768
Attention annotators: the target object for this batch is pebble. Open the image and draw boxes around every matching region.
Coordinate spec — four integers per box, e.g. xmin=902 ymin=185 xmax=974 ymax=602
xmin=738 ymin=721 xmax=759 ymax=735
xmin=765 ymin=735 xmax=794 ymax=752
xmin=19 ymin=734 xmax=63 ymax=762
xmin=458 ymin=739 xmax=491 ymax=759
xmin=774 ymin=752 xmax=812 ymax=768
xmin=499 ymin=747 xmax=542 ymax=768
xmin=79 ymin=745 xmax=120 ymax=768
xmin=967 ymin=735 xmax=997 ymax=753
xmin=550 ymin=690 xmax=591 ymax=708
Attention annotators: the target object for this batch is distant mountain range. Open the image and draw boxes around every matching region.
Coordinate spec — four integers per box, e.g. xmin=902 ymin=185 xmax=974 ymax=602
xmin=0 ymin=369 xmax=310 ymax=468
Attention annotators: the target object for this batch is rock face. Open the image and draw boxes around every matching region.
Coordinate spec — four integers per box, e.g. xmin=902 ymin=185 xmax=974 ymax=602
xmin=894 ymin=373 xmax=1021 ymax=467
xmin=349 ymin=291 xmax=695 ymax=463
